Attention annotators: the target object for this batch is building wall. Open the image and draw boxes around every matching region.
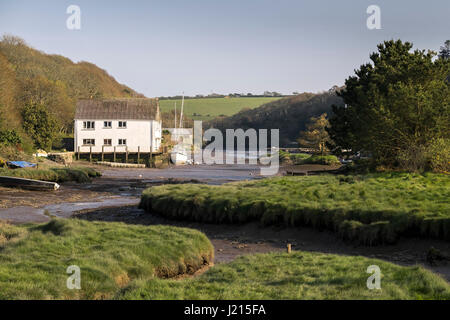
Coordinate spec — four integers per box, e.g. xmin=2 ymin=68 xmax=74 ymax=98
xmin=74 ymin=119 xmax=161 ymax=153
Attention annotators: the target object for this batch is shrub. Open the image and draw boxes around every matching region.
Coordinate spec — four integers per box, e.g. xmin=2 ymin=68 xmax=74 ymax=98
xmin=302 ymin=155 xmax=340 ymax=165
xmin=427 ymin=138 xmax=450 ymax=173
xmin=0 ymin=129 xmax=22 ymax=146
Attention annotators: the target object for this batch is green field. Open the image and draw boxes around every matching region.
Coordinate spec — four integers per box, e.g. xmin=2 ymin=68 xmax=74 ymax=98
xmin=159 ymin=97 xmax=282 ymax=121
xmin=0 ymin=219 xmax=213 ymax=299
xmin=140 ymin=172 xmax=450 ymax=244
xmin=118 ymin=251 xmax=450 ymax=300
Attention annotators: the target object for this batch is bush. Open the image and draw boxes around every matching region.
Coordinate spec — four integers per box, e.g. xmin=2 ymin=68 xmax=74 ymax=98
xmin=428 ymin=138 xmax=450 ymax=173
xmin=0 ymin=129 xmax=22 ymax=146
xmin=279 ymin=151 xmax=340 ymax=166
xmin=302 ymin=155 xmax=340 ymax=165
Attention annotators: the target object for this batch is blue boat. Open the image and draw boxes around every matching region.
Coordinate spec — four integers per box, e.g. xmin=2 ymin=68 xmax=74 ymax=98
xmin=6 ymin=161 xmax=37 ymax=169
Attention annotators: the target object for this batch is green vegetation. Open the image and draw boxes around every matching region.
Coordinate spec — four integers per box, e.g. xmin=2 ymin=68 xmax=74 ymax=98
xmin=159 ymin=97 xmax=281 ymax=121
xmin=2 ymin=220 xmax=447 ymax=300
xmin=207 ymin=91 xmax=343 ymax=146
xmin=304 ymin=155 xmax=340 ymax=165
xmin=118 ymin=251 xmax=450 ymax=300
xmin=328 ymin=40 xmax=450 ymax=172
xmin=21 ymin=103 xmax=58 ymax=150
xmin=0 ymin=219 xmax=213 ymax=299
xmin=0 ymin=35 xmax=143 ymax=150
xmin=0 ymin=129 xmax=22 ymax=146
xmin=297 ymin=113 xmax=331 ymax=154
xmin=279 ymin=150 xmax=310 ymax=164
xmin=279 ymin=151 xmax=340 ymax=165
xmin=140 ymin=173 xmax=450 ymax=244
xmin=0 ymin=166 xmax=101 ymax=183
xmin=439 ymin=40 xmax=450 ymax=59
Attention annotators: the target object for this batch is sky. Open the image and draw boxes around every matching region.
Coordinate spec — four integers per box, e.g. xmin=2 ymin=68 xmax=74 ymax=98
xmin=0 ymin=0 xmax=449 ymax=97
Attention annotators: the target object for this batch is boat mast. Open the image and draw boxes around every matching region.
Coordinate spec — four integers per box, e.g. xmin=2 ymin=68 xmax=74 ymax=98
xmin=179 ymin=92 xmax=184 ymax=128
xmin=174 ymin=101 xmax=177 ymax=129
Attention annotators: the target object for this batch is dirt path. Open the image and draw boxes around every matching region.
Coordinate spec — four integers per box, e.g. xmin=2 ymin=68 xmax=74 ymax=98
xmin=74 ymin=204 xmax=450 ymax=282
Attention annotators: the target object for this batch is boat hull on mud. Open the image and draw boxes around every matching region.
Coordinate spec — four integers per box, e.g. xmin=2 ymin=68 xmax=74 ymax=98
xmin=0 ymin=176 xmax=60 ymax=191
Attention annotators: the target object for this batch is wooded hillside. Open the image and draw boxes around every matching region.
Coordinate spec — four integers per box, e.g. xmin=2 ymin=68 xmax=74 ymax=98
xmin=206 ymin=90 xmax=344 ymax=146
xmin=0 ymin=35 xmax=143 ymax=151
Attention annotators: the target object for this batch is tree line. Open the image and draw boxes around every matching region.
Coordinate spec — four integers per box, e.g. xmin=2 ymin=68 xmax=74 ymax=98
xmin=298 ymin=40 xmax=449 ymax=172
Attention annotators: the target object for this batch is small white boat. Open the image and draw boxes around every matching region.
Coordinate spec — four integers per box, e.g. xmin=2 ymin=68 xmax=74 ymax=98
xmin=170 ymin=92 xmax=190 ymax=166
xmin=170 ymin=149 xmax=188 ymax=165
xmin=170 ymin=143 xmax=190 ymax=165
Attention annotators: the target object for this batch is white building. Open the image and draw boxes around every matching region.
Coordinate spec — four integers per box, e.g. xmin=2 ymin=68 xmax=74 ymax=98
xmin=74 ymin=99 xmax=162 ymax=153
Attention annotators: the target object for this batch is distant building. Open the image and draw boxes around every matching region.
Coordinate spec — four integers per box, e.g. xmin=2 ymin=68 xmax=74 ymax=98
xmin=74 ymin=99 xmax=162 ymax=153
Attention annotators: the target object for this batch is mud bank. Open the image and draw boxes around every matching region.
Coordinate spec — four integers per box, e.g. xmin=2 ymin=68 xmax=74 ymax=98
xmin=0 ymin=164 xmax=263 ymax=223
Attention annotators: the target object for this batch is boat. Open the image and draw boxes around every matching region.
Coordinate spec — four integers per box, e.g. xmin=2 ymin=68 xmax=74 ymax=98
xmin=0 ymin=176 xmax=60 ymax=191
xmin=6 ymin=161 xmax=37 ymax=168
xmin=170 ymin=145 xmax=189 ymax=165
xmin=169 ymin=92 xmax=190 ymax=165
xmin=170 ymin=150 xmax=188 ymax=165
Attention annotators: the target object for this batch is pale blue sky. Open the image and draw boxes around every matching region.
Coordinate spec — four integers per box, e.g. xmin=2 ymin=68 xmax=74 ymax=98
xmin=0 ymin=0 xmax=449 ymax=97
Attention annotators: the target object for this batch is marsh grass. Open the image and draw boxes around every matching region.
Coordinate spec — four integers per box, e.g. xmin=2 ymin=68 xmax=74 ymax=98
xmin=0 ymin=166 xmax=101 ymax=183
xmin=279 ymin=151 xmax=340 ymax=165
xmin=303 ymin=154 xmax=341 ymax=165
xmin=117 ymin=251 xmax=450 ymax=300
xmin=0 ymin=219 xmax=213 ymax=299
xmin=140 ymin=172 xmax=450 ymax=244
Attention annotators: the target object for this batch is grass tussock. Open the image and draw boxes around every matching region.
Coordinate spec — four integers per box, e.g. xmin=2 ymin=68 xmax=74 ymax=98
xmin=0 ymin=221 xmax=27 ymax=247
xmin=0 ymin=219 xmax=213 ymax=299
xmin=140 ymin=172 xmax=450 ymax=244
xmin=0 ymin=166 xmax=101 ymax=183
xmin=117 ymin=251 xmax=450 ymax=300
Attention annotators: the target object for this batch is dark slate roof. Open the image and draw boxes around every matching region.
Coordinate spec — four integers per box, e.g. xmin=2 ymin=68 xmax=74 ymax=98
xmin=75 ymin=99 xmax=160 ymax=121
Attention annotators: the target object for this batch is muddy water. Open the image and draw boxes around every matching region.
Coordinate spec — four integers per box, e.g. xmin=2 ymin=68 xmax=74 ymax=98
xmin=0 ymin=197 xmax=139 ymax=223
xmin=0 ymin=164 xmax=262 ymax=224
xmin=101 ymin=164 xmax=262 ymax=183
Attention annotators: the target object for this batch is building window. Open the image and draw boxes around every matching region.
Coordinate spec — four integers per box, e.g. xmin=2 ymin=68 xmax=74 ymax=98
xmin=83 ymin=121 xmax=95 ymax=130
xmin=103 ymin=139 xmax=112 ymax=146
xmin=83 ymin=139 xmax=95 ymax=146
xmin=118 ymin=121 xmax=127 ymax=128
xmin=118 ymin=139 xmax=127 ymax=146
xmin=103 ymin=121 xmax=112 ymax=128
